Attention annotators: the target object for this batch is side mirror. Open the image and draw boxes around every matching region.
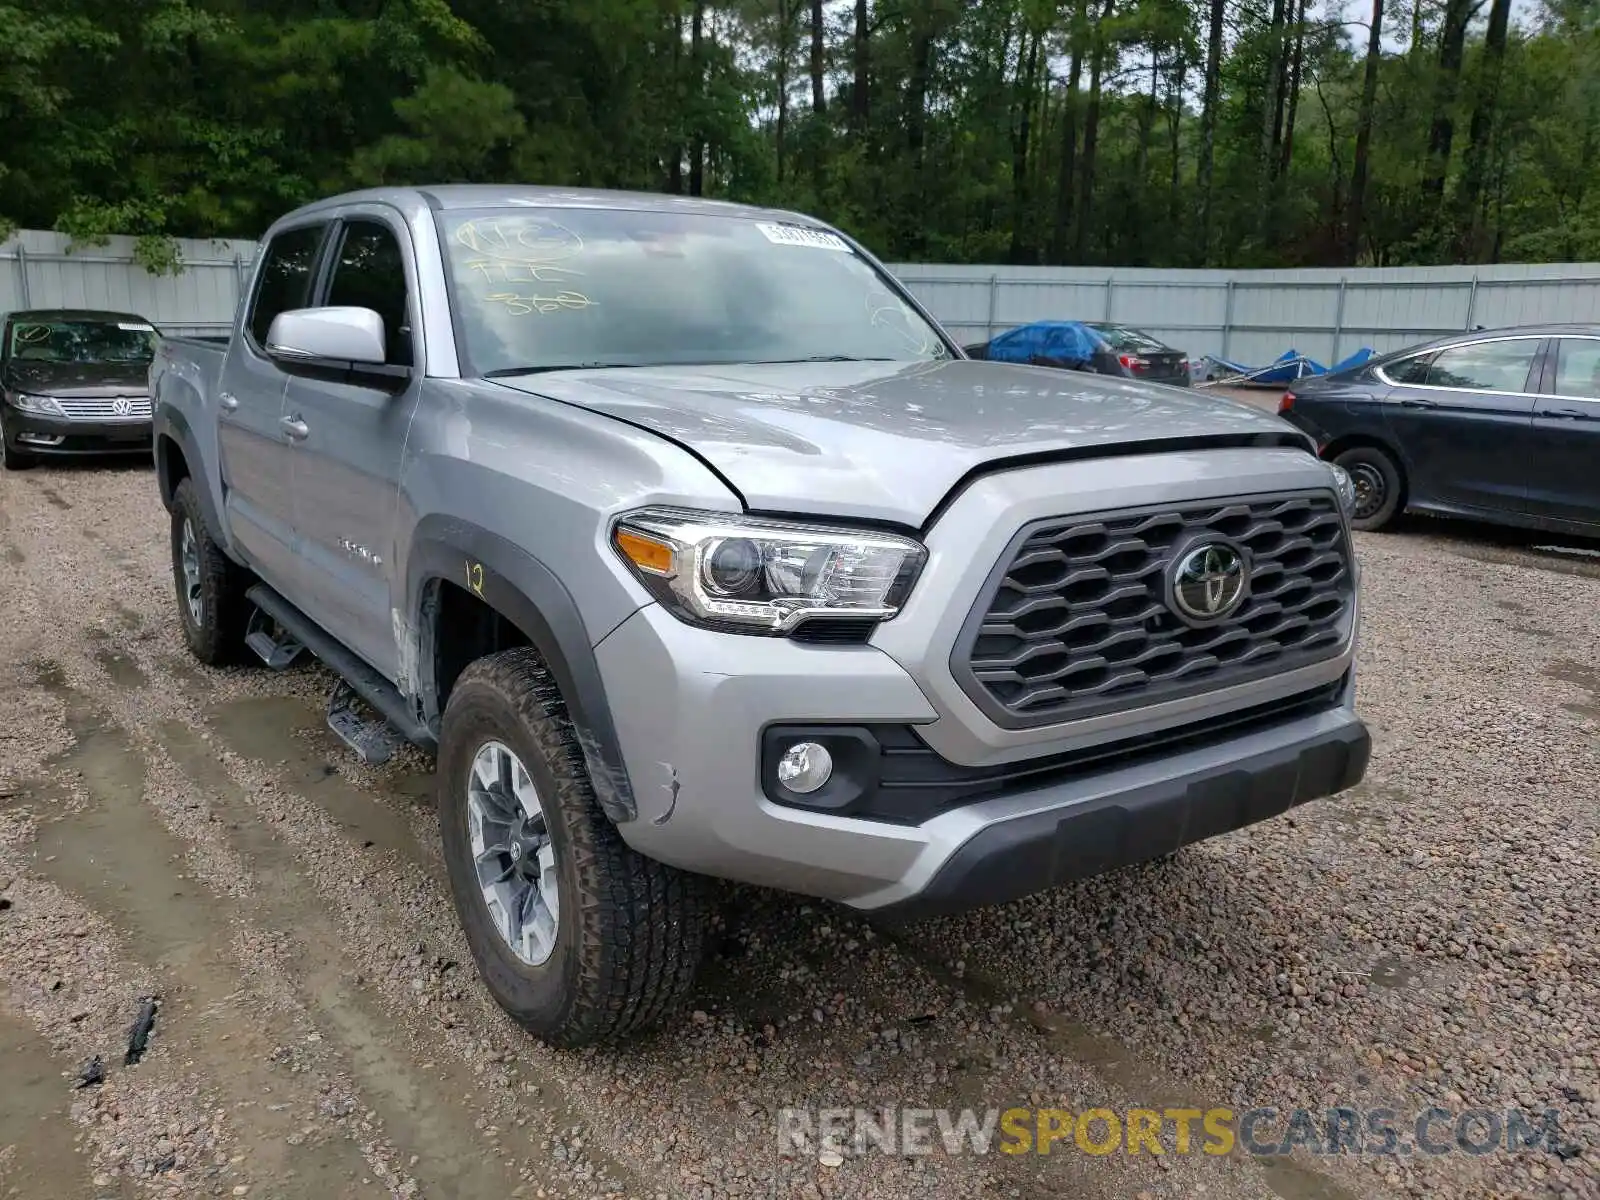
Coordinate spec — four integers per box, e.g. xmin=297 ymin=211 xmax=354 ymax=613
xmin=265 ymin=307 xmax=409 ymax=392
xmin=267 ymin=306 xmax=386 ymax=364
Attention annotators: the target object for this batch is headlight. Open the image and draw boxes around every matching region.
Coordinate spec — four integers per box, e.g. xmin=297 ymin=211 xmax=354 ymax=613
xmin=9 ymin=393 xmax=67 ymax=417
xmin=611 ymin=507 xmax=926 ymax=635
xmin=1327 ymin=462 xmax=1357 ymax=518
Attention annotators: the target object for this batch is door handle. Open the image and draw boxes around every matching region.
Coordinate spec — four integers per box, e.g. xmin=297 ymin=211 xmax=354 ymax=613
xmin=1398 ymin=397 xmax=1438 ymax=409
xmin=280 ymin=414 xmax=310 ymax=441
xmin=1544 ymin=406 xmax=1589 ymax=420
xmin=219 ymin=392 xmax=239 ymax=411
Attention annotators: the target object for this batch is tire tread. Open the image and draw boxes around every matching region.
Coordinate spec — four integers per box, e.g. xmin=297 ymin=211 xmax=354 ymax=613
xmin=445 ymin=647 xmax=706 ymax=1046
xmin=171 ymin=478 xmax=251 ymax=664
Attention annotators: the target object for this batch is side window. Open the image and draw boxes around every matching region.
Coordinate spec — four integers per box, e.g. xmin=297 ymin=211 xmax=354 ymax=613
xmin=1553 ymin=340 xmax=1600 ymax=400
xmin=1388 ymin=354 xmax=1434 ymax=384
xmin=248 ymin=225 xmax=326 ymax=347
xmin=1423 ymin=339 xmax=1541 ymax=393
xmin=325 ymin=220 xmax=412 ymax=367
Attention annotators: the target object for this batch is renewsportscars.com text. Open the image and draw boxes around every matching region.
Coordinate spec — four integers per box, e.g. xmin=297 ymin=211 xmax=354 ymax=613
xmin=777 ymin=1105 xmax=1574 ymax=1159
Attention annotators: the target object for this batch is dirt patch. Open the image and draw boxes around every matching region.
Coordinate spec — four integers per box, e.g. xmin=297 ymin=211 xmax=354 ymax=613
xmin=0 ymin=1004 xmax=114 ymax=1200
xmin=205 ymin=695 xmax=430 ymax=868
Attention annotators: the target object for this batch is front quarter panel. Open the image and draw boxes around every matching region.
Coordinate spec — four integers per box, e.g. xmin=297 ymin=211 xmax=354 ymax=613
xmin=393 ymin=374 xmax=740 ymax=698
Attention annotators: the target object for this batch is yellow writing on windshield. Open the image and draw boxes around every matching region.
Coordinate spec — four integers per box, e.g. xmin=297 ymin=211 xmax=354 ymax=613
xmin=455 ymin=217 xmax=595 ymax=315
xmin=455 ymin=216 xmax=583 ymax=266
xmin=484 ymin=292 xmax=599 ymax=316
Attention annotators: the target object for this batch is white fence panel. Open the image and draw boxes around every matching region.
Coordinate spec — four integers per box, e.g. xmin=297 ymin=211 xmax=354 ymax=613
xmin=892 ymin=261 xmax=1600 ymax=369
xmin=1 ymin=230 xmax=257 ymax=337
xmin=6 ymin=228 xmax=1600 ymax=369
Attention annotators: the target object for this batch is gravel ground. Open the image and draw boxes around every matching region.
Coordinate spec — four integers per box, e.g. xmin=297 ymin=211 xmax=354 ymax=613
xmin=0 ymin=461 xmax=1596 ymax=1200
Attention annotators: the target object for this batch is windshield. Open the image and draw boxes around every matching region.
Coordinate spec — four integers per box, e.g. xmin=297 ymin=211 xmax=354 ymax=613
xmin=1086 ymin=323 xmax=1170 ymax=353
xmin=439 ymin=208 xmax=949 ymax=375
xmin=7 ymin=318 xmax=157 ymax=365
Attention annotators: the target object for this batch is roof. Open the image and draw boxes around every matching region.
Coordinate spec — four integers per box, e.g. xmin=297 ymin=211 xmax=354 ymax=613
xmin=1370 ymin=322 xmax=1600 ymax=361
xmin=6 ymin=309 xmax=153 ymax=324
xmin=276 ymin=184 xmax=827 ymax=231
xmin=1454 ymin=323 xmax=1600 ymax=337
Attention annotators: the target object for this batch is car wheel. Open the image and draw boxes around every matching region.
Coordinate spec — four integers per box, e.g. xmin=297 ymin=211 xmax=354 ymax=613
xmin=0 ymin=418 xmax=37 ymax=471
xmin=1334 ymin=445 xmax=1404 ymax=531
xmin=170 ymin=478 xmax=251 ymax=663
xmin=438 ymin=647 xmax=707 ymax=1048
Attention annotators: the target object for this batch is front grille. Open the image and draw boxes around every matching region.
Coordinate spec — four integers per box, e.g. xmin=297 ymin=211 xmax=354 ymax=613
xmin=54 ymin=396 xmax=152 ymax=421
xmin=955 ymin=491 xmax=1353 ymax=728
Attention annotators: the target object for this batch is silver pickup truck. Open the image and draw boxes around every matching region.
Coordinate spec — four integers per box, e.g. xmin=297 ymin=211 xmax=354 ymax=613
xmin=151 ymin=185 xmax=1369 ymax=1048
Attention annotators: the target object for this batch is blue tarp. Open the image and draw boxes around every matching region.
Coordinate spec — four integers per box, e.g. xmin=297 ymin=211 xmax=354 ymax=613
xmin=1244 ymin=349 xmax=1328 ymax=384
xmin=1200 ymin=345 xmax=1375 ymax=385
xmin=1329 ymin=347 xmax=1375 ymax=373
xmin=984 ymin=321 xmax=1099 ymax=367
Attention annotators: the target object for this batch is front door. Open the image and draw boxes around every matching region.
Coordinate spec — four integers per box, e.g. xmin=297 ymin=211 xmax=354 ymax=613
xmin=1527 ymin=336 xmax=1600 ymax=530
xmin=217 ymin=222 xmax=328 ymax=583
xmin=1379 ymin=335 xmax=1544 ymax=517
xmin=286 ymin=216 xmax=421 ymax=678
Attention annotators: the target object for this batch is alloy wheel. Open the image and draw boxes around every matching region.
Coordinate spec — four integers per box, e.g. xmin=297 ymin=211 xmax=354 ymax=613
xmin=179 ymin=518 xmax=204 ymax=626
xmin=466 ymin=740 xmax=560 ymax=967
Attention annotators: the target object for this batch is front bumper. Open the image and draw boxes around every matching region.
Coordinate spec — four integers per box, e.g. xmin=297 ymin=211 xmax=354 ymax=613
xmin=596 ymin=447 xmax=1365 ymax=916
xmin=2 ymin=407 xmax=153 ymax=456
xmin=873 ymin=698 xmax=1368 ymax=918
xmin=597 ymin=603 xmax=1367 ymax=915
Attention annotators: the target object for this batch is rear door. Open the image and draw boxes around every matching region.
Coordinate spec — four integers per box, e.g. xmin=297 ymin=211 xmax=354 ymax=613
xmin=1377 ymin=335 xmax=1545 ymax=517
xmin=216 ymin=222 xmax=330 ymax=583
xmin=1526 ymin=335 xmax=1600 ymax=530
xmin=284 ymin=213 xmax=421 ymax=677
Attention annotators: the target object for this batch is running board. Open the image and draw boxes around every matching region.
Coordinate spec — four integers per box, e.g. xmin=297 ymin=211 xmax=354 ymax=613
xmin=244 ymin=584 xmax=437 ymax=759
xmin=326 ymin=680 xmax=406 ymax=766
xmin=244 ymin=606 xmax=306 ymax=670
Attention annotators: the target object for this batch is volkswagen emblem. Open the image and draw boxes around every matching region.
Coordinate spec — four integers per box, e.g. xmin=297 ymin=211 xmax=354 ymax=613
xmin=1168 ymin=542 xmax=1249 ymax=624
xmin=111 ymin=396 xmax=133 ymax=417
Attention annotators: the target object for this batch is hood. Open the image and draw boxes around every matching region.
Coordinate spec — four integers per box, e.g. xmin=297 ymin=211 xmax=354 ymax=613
xmin=3 ymin=360 xmax=152 ymax=397
xmin=498 ymin=359 xmax=1310 ymax=527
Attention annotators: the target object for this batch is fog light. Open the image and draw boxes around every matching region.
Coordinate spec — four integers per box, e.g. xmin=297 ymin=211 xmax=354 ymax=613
xmin=17 ymin=432 xmax=64 ymax=446
xmin=776 ymin=741 xmax=833 ymax=794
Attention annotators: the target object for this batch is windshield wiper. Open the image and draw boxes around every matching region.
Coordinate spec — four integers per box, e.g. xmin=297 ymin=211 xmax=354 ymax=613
xmin=484 ymin=362 xmax=642 ymax=378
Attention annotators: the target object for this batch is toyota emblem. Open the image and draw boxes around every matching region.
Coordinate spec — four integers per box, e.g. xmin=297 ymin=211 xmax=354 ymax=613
xmin=1168 ymin=542 xmax=1249 ymax=625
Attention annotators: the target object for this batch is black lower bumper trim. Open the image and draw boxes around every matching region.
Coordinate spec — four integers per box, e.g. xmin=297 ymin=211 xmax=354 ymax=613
xmin=879 ymin=713 xmax=1370 ymax=920
xmin=4 ymin=410 xmax=153 ymax=455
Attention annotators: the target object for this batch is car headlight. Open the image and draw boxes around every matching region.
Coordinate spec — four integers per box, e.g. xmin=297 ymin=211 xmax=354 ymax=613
xmin=1327 ymin=462 xmax=1357 ymax=518
xmin=9 ymin=393 xmax=67 ymax=417
xmin=611 ymin=507 xmax=926 ymax=635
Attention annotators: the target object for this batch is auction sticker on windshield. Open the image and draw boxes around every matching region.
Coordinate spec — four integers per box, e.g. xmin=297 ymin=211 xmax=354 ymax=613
xmin=118 ymin=322 xmax=156 ymax=332
xmin=756 ymin=223 xmax=850 ymax=252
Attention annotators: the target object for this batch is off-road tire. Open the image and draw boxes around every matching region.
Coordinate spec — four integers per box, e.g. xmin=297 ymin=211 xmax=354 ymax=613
xmin=1333 ymin=445 xmax=1404 ymax=532
xmin=0 ymin=418 xmax=37 ymax=470
xmin=438 ymin=647 xmax=707 ymax=1047
xmin=170 ymin=478 xmax=252 ymax=664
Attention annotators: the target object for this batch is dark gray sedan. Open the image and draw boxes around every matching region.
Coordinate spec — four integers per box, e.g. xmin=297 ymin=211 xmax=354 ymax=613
xmin=0 ymin=308 xmax=159 ymax=469
xmin=1277 ymin=323 xmax=1600 ymax=534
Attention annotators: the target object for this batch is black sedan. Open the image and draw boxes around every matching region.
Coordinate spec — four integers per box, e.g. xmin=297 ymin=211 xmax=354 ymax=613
xmin=964 ymin=321 xmax=1192 ymax=387
xmin=1278 ymin=324 xmax=1600 ymax=535
xmin=0 ymin=308 xmax=159 ymax=470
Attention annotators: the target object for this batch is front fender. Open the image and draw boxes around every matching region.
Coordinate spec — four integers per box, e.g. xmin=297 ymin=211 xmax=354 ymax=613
xmin=406 ymin=526 xmax=639 ymax=824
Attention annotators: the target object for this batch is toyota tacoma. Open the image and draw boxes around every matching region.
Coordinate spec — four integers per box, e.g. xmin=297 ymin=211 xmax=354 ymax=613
xmin=150 ymin=186 xmax=1369 ymax=1048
